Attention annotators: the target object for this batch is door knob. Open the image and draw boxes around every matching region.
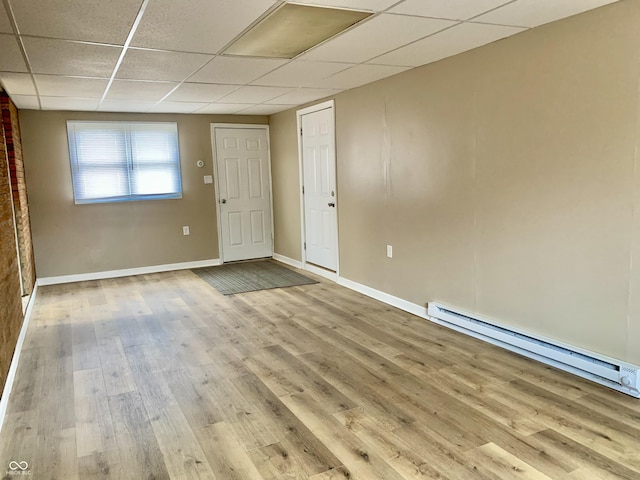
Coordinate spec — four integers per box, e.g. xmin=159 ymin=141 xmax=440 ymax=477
xmin=221 ymin=198 xmax=227 ymax=204
xmin=328 ymin=202 xmax=335 ymax=207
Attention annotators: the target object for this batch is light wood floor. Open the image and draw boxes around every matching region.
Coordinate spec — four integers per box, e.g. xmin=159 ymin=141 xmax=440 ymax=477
xmin=1 ymin=265 xmax=640 ymax=479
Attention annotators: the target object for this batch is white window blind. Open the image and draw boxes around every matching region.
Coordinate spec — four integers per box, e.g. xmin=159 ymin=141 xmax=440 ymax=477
xmin=67 ymin=121 xmax=182 ymax=204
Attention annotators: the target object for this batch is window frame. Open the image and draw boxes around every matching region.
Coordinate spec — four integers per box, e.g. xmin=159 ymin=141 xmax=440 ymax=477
xmin=67 ymin=120 xmax=183 ymax=205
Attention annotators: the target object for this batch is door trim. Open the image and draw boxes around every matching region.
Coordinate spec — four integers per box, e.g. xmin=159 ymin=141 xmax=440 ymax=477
xmin=210 ymin=123 xmax=274 ymax=264
xmin=296 ymin=99 xmax=339 ymax=278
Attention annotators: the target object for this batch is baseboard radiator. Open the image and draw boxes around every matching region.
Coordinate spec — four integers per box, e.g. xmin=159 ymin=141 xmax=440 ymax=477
xmin=427 ymin=302 xmax=640 ymax=398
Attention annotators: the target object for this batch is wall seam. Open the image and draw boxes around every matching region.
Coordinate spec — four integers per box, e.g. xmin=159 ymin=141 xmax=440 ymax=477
xmin=626 ymin=47 xmax=640 ymax=362
xmin=472 ymin=81 xmax=479 ymax=312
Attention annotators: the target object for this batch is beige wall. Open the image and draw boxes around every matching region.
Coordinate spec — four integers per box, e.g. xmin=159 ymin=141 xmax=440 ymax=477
xmin=20 ymin=110 xmax=267 ymax=277
xmin=269 ymin=111 xmax=302 ymax=261
xmin=269 ymin=0 xmax=640 ymax=364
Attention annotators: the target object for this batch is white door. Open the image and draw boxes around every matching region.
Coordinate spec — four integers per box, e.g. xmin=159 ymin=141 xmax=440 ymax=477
xmin=301 ymin=106 xmax=338 ymax=271
xmin=213 ymin=126 xmax=273 ymax=262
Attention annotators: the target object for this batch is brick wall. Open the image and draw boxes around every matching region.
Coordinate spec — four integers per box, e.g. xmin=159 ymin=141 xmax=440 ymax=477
xmin=1 ymin=92 xmax=35 ymax=295
xmin=0 ymin=118 xmax=23 ymax=393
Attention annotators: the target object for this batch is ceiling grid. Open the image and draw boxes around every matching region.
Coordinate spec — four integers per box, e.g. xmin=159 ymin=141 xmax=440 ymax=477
xmin=0 ymin=0 xmax=620 ymax=114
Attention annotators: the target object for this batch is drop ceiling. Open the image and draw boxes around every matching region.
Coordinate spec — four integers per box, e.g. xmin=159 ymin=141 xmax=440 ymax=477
xmin=0 ymin=0 xmax=620 ymax=115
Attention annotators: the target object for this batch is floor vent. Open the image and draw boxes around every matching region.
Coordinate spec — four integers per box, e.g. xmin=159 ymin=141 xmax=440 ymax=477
xmin=427 ymin=302 xmax=639 ymax=398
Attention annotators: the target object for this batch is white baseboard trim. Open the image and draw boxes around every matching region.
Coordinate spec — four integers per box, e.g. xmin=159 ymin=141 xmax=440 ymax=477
xmin=271 ymin=255 xmax=428 ymax=320
xmin=334 ymin=275 xmax=639 ymax=397
xmin=0 ymin=282 xmax=39 ymax=434
xmin=336 ymin=276 xmax=428 ymax=319
xmin=272 ymin=253 xmax=303 ymax=269
xmin=37 ymin=258 xmax=222 ymax=286
xmin=304 ymin=263 xmax=338 ymax=282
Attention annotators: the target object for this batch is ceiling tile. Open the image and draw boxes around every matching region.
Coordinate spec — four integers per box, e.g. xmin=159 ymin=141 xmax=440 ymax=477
xmin=11 ymin=0 xmax=144 ymax=44
xmin=8 ymin=0 xmax=616 ymax=114
xmin=319 ymin=64 xmax=410 ymax=89
xmin=195 ymin=103 xmax=249 ymax=114
xmin=289 ymin=0 xmax=399 ymax=12
xmin=236 ymin=104 xmax=291 ymax=115
xmin=372 ymin=22 xmax=526 ymax=67
xmin=0 ymin=6 xmax=12 ymax=33
xmin=252 ymin=60 xmax=353 ymax=87
xmin=0 ymin=73 xmax=36 ymax=95
xmin=116 ymin=48 xmax=212 ymax=82
xmin=0 ymin=34 xmax=27 ymax=72
xmin=265 ymin=88 xmax=339 ymax=105
xmin=474 ymin=0 xmax=619 ymax=28
xmin=41 ymin=96 xmax=99 ymax=111
xmin=9 ymin=95 xmax=39 ymax=109
xmin=148 ymin=101 xmax=209 ymax=113
xmin=106 ymin=79 xmax=177 ymax=101
xmin=218 ymin=85 xmax=295 ymax=104
xmin=389 ymin=0 xmax=512 ymax=21
xmin=35 ymin=75 xmax=108 ymax=98
xmin=188 ymin=56 xmax=287 ymax=84
xmin=301 ymin=13 xmax=455 ymax=63
xmin=23 ymin=37 xmax=121 ymax=76
xmin=132 ymin=0 xmax=277 ymax=54
xmin=99 ymin=99 xmax=156 ymax=112
xmin=166 ymin=83 xmax=239 ymax=103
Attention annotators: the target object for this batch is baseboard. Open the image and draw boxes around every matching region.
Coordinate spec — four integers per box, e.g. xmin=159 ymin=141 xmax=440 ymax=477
xmin=272 ymin=256 xmax=427 ymax=319
xmin=336 ymin=276 xmax=428 ymax=319
xmin=427 ymin=303 xmax=640 ymax=398
xmin=272 ymin=253 xmax=303 ymax=269
xmin=0 ymin=281 xmax=39 ymax=434
xmin=304 ymin=263 xmax=338 ymax=282
xmin=37 ymin=258 xmax=222 ymax=286
xmin=335 ymin=275 xmax=638 ymax=397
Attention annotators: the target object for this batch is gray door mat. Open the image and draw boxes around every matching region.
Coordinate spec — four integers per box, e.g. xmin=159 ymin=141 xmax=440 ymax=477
xmin=192 ymin=260 xmax=318 ymax=295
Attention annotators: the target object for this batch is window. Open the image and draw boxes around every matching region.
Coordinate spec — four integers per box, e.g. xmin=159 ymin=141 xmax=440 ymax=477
xmin=67 ymin=121 xmax=182 ymax=204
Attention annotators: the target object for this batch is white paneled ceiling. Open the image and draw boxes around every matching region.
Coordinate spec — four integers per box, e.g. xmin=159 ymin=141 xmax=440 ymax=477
xmin=319 ymin=64 xmax=411 ymax=90
xmin=40 ymin=96 xmax=100 ymax=111
xmin=291 ymin=0 xmax=399 ymax=11
xmin=253 ymin=60 xmax=352 ymax=88
xmin=219 ymin=85 xmax=295 ymax=104
xmin=11 ymin=0 xmax=143 ymax=44
xmin=264 ymin=88 xmax=342 ymax=105
xmin=166 ymin=83 xmax=239 ymax=103
xmin=23 ymin=38 xmax=121 ymax=77
xmin=35 ymin=75 xmax=108 ymax=98
xmin=0 ymin=0 xmax=620 ymax=115
xmin=188 ymin=56 xmax=288 ymax=85
xmin=106 ymin=80 xmax=178 ymax=101
xmin=474 ymin=0 xmax=621 ymax=28
xmin=389 ymin=0 xmax=511 ymax=21
xmin=0 ymin=8 xmax=12 ymax=33
xmin=115 ymin=48 xmax=212 ymax=82
xmin=131 ymin=0 xmax=278 ymax=54
xmin=0 ymin=34 xmax=26 ymax=72
xmin=373 ymin=22 xmax=526 ymax=67
xmin=9 ymin=95 xmax=39 ymax=109
xmin=0 ymin=73 xmax=35 ymax=95
xmin=299 ymin=14 xmax=455 ymax=63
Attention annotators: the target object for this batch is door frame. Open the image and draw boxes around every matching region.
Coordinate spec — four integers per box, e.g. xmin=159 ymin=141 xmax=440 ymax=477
xmin=210 ymin=123 xmax=274 ymax=264
xmin=296 ymin=99 xmax=340 ymax=281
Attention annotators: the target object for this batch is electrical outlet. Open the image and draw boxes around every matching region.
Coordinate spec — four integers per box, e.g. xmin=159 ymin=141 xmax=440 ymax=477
xmin=387 ymin=245 xmax=393 ymax=258
xmin=183 ymin=226 xmax=190 ymax=236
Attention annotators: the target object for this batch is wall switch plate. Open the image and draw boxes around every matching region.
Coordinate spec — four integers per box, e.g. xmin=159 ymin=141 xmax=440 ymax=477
xmin=183 ymin=226 xmax=190 ymax=235
xmin=204 ymin=175 xmax=213 ymax=184
xmin=387 ymin=245 xmax=393 ymax=258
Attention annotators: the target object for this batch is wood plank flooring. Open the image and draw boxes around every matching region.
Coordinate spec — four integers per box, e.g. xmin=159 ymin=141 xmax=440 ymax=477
xmin=1 ymin=265 xmax=639 ymax=479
